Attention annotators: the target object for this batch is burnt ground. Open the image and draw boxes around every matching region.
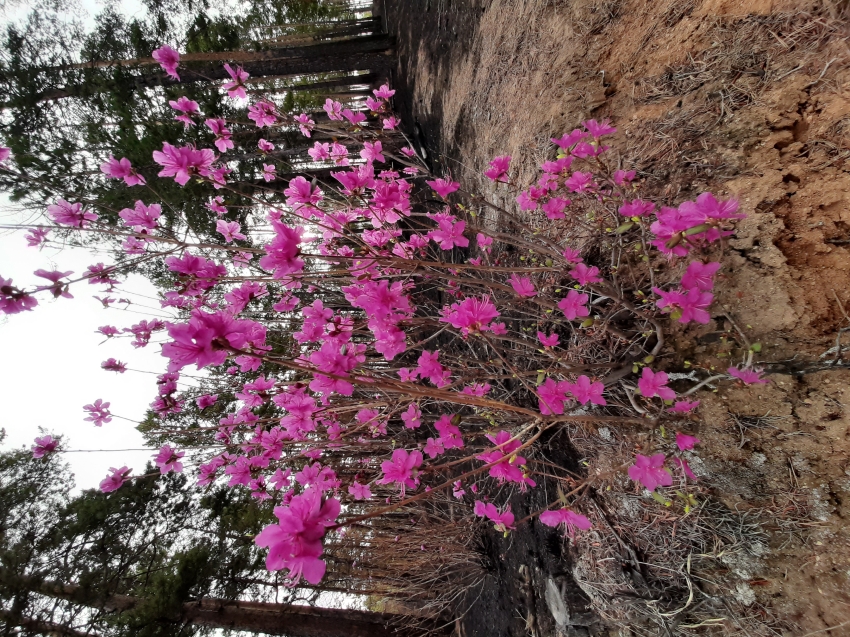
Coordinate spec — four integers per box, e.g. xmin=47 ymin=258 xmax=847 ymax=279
xmin=379 ymin=0 xmax=850 ymax=635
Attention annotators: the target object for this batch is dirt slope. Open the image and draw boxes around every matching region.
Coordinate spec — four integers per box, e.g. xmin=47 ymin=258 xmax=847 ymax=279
xmin=384 ymin=0 xmax=850 ymax=634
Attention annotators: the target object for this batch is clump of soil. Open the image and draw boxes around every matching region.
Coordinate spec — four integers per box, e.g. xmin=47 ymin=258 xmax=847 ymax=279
xmin=384 ymin=0 xmax=850 ymax=634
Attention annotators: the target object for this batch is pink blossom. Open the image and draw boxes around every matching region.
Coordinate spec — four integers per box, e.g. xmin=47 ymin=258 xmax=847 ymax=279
xmin=509 ymin=274 xmax=536 ymax=297
xmin=152 ymin=142 xmax=215 ymax=186
xmin=676 ymin=432 xmax=700 ymax=451
xmin=332 ymin=163 xmax=376 ymax=195
xmin=453 ymin=480 xmax=466 ymax=499
xmin=32 ymin=435 xmax=59 ymax=459
xmin=162 ymin=309 xmax=264 ymax=372
xmin=477 ymin=233 xmax=493 ymax=250
xmin=542 ymin=197 xmax=569 ymax=219
xmin=401 ymin=403 xmax=422 ymax=429
xmin=637 ymin=367 xmax=676 ymax=401
xmin=223 ymin=63 xmax=249 ymax=99
xmin=434 ymin=414 xmax=464 ymax=449
xmin=516 ymin=190 xmax=538 ymax=211
xmin=101 ymin=358 xmax=127 ymax=373
xmin=48 ymin=199 xmax=98 ymax=228
xmin=558 ymin=290 xmax=589 ymax=320
xmin=248 ymin=101 xmax=278 ymax=128
xmin=152 ymin=45 xmax=180 ymax=79
xmin=119 ymin=200 xmax=161 ymax=229
xmin=569 ymin=263 xmax=601 ymax=286
xmin=153 ymin=444 xmax=184 ymax=474
xmin=569 ymin=375 xmax=606 ymax=406
xmin=349 ymin=482 xmax=372 ymax=500
xmin=551 ymin=129 xmax=588 ymax=149
xmin=169 ymin=95 xmax=200 ymax=127
xmin=360 ymin=141 xmax=385 ymax=163
xmin=727 ymin=366 xmax=769 ymax=385
xmin=484 ymin=155 xmax=511 ymax=182
xmin=34 ymin=269 xmax=73 ymax=299
xmin=377 ymin=448 xmax=422 ymax=497
xmin=424 ymin=437 xmax=444 ymax=458
xmin=84 ymin=262 xmax=119 ymax=286
xmin=473 ymin=501 xmax=515 ymax=533
xmin=618 ymin=199 xmax=655 ymax=217
xmin=295 ymin=113 xmax=315 ymax=137
xmin=565 ymin=171 xmax=595 ymax=193
xmin=477 ymin=430 xmax=535 ymax=488
xmin=255 ymin=487 xmax=340 ymax=585
xmin=539 ymin=509 xmax=592 ymax=538
xmin=0 ymin=147 xmax=10 ymax=162
xmin=583 ymin=118 xmax=616 ymax=138
xmin=628 ymin=453 xmax=672 ymax=491
xmin=613 ymin=169 xmax=636 ymax=185
xmin=440 ymin=296 xmax=500 ymax=336
xmin=308 ymin=142 xmax=330 ymax=162
xmin=400 ymin=146 xmax=417 ymax=157
xmin=382 ymin=116 xmax=400 ymax=129
xmin=100 ymin=466 xmax=132 ymax=493
xmin=97 ymin=325 xmax=119 ymax=337
xmin=100 ymin=155 xmax=146 ymax=186
xmin=426 ymin=177 xmax=460 ymax=198
xmin=83 ymin=399 xmax=112 ymax=426
xmin=342 ymin=109 xmax=367 ymax=126
xmin=196 ymin=394 xmax=218 ymax=409
xmin=461 ymin=382 xmax=491 ymax=396
xmin=428 ymin=217 xmax=469 ymax=250
xmin=261 ymin=221 xmax=304 ymax=278
xmin=25 ymin=227 xmax=50 ymax=247
xmin=373 ymin=83 xmax=395 ymax=99
xmin=562 ymin=247 xmax=583 ymax=264
xmin=537 ymin=377 xmax=569 ymax=415
xmin=323 ymin=99 xmax=343 ymax=120
xmin=653 ymin=287 xmax=713 ymax=324
xmin=205 ymin=118 xmax=234 ymax=152
xmin=669 ymin=400 xmax=700 ymax=413
xmin=681 ymin=261 xmax=721 ymax=291
xmin=538 ymin=331 xmax=559 ymax=347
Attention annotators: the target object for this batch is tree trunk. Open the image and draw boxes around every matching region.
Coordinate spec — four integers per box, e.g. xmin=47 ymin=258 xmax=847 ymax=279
xmin=0 ymin=608 xmax=101 ymax=637
xmin=36 ymin=34 xmax=395 ymax=102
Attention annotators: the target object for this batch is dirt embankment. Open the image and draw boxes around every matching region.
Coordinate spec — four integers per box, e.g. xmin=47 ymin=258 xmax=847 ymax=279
xmin=385 ymin=0 xmax=850 ymax=634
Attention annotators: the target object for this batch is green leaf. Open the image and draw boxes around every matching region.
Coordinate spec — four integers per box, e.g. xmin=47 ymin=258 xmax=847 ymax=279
xmin=616 ymin=222 xmax=634 ymax=234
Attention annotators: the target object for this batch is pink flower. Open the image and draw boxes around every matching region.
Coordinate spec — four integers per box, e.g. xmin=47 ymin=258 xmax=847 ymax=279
xmin=509 ymin=274 xmax=536 ymax=297
xmin=0 ymin=147 xmax=10 ymax=162
xmin=360 ymin=141 xmax=385 ymax=163
xmin=539 ymin=509 xmax=592 ymax=538
xmin=100 ymin=155 xmax=146 ymax=186
xmin=196 ymin=394 xmax=218 ymax=409
xmin=477 ymin=233 xmax=493 ymax=250
xmin=428 ymin=217 xmax=469 ymax=250
xmin=565 ymin=171 xmax=595 ymax=193
xmin=569 ymin=263 xmax=601 ymax=286
xmin=562 ymin=247 xmax=583 ymax=264
xmin=618 ymin=199 xmax=655 ymax=217
xmin=551 ymin=130 xmax=588 ymax=148
xmin=538 ymin=331 xmax=559 ymax=347
xmin=537 ymin=377 xmax=569 ymax=415
xmin=401 ymin=403 xmax=422 ymax=429
xmin=24 ymin=227 xmax=50 ymax=247
xmin=558 ymin=290 xmax=589 ymax=320
xmin=452 ymin=480 xmax=466 ymax=499
xmin=382 ymin=116 xmax=400 ymax=130
xmin=248 ymin=101 xmax=278 ymax=128
xmin=255 ymin=487 xmax=340 ymax=585
xmin=152 ymin=142 xmax=215 ymax=186
xmin=83 ymin=399 xmax=112 ymax=426
xmin=681 ymin=261 xmax=721 ymax=291
xmin=440 ymin=296 xmax=500 ymax=336
xmin=727 ymin=366 xmax=769 ymax=385
xmin=349 ymin=482 xmax=372 ymax=500
xmin=32 ymin=435 xmax=59 ymax=459
xmin=637 ymin=367 xmax=676 ymax=401
xmin=434 ymin=415 xmax=464 ymax=449
xmin=669 ymin=400 xmax=700 ymax=413
xmin=342 ymin=109 xmax=367 ymax=126
xmin=424 ymin=437 xmax=445 ymax=458
xmin=473 ymin=501 xmax=515 ymax=533
xmin=223 ymin=63 xmax=249 ymax=99
xmin=260 ymin=221 xmax=304 ymax=278
xmin=484 ymin=155 xmax=511 ymax=182
xmin=676 ymin=432 xmax=700 ymax=451
xmin=216 ymin=220 xmax=247 ymax=243
xmin=377 ymin=449 xmax=423 ymax=497
xmin=583 ymin=118 xmax=616 ymax=138
xmin=295 ymin=113 xmax=315 ymax=137
xmin=653 ymin=287 xmax=713 ymax=324
xmin=48 ymin=199 xmax=98 ymax=228
xmin=169 ymin=95 xmax=200 ymax=127
xmin=628 ymin=453 xmax=672 ymax=491
xmin=613 ymin=169 xmax=636 ymax=185
xmin=569 ymin=375 xmax=606 ymax=406
xmin=373 ymin=83 xmax=395 ymax=99
xmin=476 ymin=430 xmax=535 ymax=489
xmin=153 ymin=444 xmax=184 ymax=474
xmin=308 ymin=142 xmax=330 ymax=162
xmin=258 ymin=138 xmax=275 ymax=153
xmin=323 ymin=99 xmax=343 ymax=120
xmin=161 ymin=309 xmax=263 ymax=372
xmin=426 ymin=177 xmax=460 ymax=198
xmin=205 ymin=118 xmax=234 ymax=152
xmin=542 ymin=197 xmax=569 ymax=219
xmin=100 ymin=466 xmax=132 ymax=493
xmin=152 ymin=45 xmax=180 ymax=79
xmin=119 ymin=200 xmax=161 ymax=229
xmin=101 ymin=358 xmax=127 ymax=373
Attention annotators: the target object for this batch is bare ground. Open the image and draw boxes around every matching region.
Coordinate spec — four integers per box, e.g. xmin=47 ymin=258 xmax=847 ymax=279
xmin=384 ymin=0 xmax=850 ymax=634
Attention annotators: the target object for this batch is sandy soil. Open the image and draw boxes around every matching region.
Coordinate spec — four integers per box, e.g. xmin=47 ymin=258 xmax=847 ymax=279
xmin=384 ymin=0 xmax=850 ymax=634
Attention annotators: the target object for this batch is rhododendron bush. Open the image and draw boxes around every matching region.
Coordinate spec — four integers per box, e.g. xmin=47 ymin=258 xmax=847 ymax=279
xmin=1 ymin=51 xmax=768 ymax=593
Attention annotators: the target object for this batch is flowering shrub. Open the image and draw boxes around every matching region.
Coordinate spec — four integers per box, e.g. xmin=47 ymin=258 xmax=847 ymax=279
xmin=1 ymin=49 xmax=769 ymax=590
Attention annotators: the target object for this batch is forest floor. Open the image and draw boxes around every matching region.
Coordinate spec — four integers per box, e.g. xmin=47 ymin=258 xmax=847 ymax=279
xmin=382 ymin=0 xmax=850 ymax=635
